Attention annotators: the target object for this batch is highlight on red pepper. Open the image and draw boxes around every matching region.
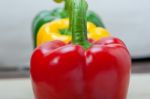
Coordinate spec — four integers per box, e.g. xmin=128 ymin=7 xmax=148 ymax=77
xmin=30 ymin=0 xmax=131 ymax=99
xmin=32 ymin=0 xmax=105 ymax=47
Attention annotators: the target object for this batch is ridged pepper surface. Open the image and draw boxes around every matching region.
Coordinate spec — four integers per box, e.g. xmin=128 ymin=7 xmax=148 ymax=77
xmin=30 ymin=0 xmax=131 ymax=99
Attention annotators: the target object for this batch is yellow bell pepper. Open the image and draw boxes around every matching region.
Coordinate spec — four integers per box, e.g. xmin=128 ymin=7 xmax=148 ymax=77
xmin=37 ymin=18 xmax=110 ymax=46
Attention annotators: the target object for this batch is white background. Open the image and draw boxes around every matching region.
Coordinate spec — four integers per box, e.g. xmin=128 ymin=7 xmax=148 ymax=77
xmin=0 ymin=0 xmax=150 ymax=67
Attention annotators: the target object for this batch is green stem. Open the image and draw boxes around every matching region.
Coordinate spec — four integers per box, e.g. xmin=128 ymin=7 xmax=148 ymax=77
xmin=54 ymin=0 xmax=68 ymax=12
xmin=53 ymin=0 xmax=63 ymax=3
xmin=69 ymin=0 xmax=91 ymax=49
xmin=64 ymin=0 xmax=68 ymax=11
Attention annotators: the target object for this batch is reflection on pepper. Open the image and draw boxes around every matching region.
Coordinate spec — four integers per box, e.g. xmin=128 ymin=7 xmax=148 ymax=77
xmin=30 ymin=0 xmax=131 ymax=99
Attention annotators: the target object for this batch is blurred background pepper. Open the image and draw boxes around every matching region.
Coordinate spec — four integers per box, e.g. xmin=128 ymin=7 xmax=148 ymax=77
xmin=36 ymin=18 xmax=109 ymax=46
xmin=0 ymin=0 xmax=150 ymax=99
xmin=32 ymin=0 xmax=105 ymax=47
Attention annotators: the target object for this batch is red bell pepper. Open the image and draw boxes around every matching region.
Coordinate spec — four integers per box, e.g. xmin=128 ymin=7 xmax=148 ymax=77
xmin=30 ymin=0 xmax=131 ymax=99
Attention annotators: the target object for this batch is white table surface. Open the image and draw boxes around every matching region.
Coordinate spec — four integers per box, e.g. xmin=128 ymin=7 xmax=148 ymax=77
xmin=0 ymin=74 xmax=150 ymax=99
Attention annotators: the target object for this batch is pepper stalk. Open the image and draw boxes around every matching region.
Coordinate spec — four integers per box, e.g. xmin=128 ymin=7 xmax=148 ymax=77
xmin=53 ymin=0 xmax=68 ymax=11
xmin=53 ymin=0 xmax=63 ymax=3
xmin=69 ymin=0 xmax=91 ymax=49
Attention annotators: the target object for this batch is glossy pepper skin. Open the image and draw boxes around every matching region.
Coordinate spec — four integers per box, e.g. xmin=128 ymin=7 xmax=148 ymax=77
xmin=32 ymin=1 xmax=105 ymax=47
xmin=30 ymin=0 xmax=131 ymax=99
xmin=31 ymin=38 xmax=131 ymax=99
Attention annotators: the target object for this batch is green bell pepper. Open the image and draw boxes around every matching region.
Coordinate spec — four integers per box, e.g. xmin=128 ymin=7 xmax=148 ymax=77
xmin=32 ymin=0 xmax=105 ymax=47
